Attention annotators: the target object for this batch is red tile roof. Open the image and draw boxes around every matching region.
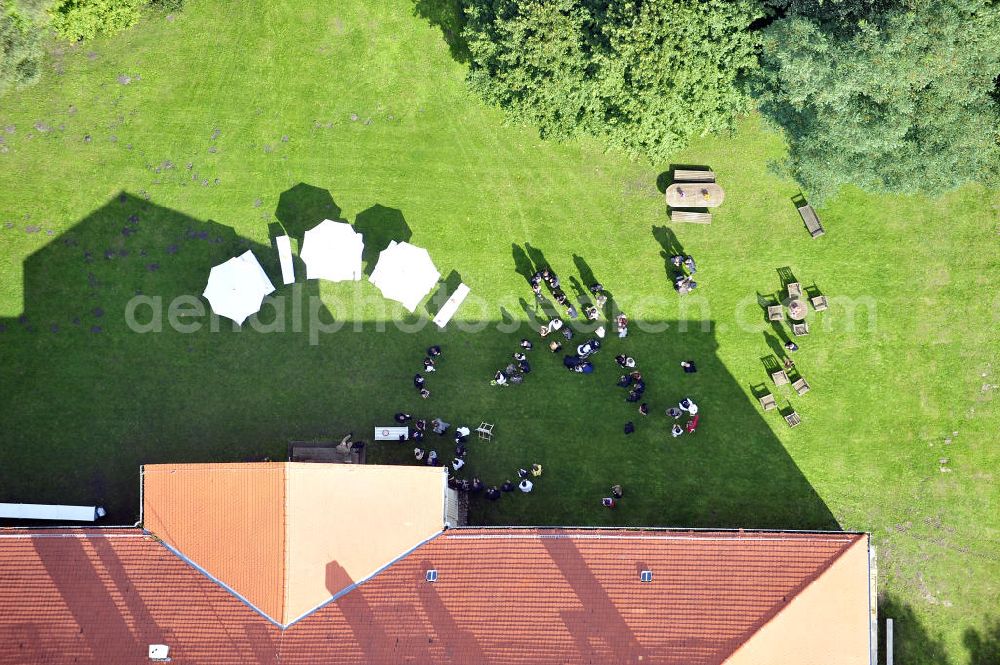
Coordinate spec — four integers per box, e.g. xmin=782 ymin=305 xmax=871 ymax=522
xmin=0 ymin=527 xmax=870 ymax=665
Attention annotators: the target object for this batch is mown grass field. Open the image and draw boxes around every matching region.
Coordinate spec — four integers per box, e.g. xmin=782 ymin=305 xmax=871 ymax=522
xmin=0 ymin=1 xmax=997 ymax=661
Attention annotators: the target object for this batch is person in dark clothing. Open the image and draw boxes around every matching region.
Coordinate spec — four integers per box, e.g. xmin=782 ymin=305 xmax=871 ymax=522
xmin=670 ymin=255 xmax=684 ymax=267
xmin=519 ymin=359 xmax=531 ymax=373
xmin=624 ymin=421 xmax=635 ymax=434
xmin=615 ymin=354 xmax=627 ymax=367
xmin=415 ymin=419 xmax=427 ymax=431
xmin=633 ymin=379 xmax=646 ymax=393
xmin=513 ymin=352 xmax=526 ymax=362
xmin=412 ymin=430 xmax=424 ymax=442
xmin=684 ymin=256 xmax=697 ymax=274
xmin=518 ymin=468 xmax=529 ymax=479
xmin=553 ymin=289 xmax=568 ymax=305
xmin=611 ymin=484 xmax=623 ymax=499
xmin=486 ymin=486 xmax=500 ymax=500
xmin=520 ymin=339 xmax=533 ymax=350
xmin=501 ymin=480 xmax=515 ymax=492
xmin=455 ymin=443 xmax=467 ymax=457
xmin=785 ymin=341 xmax=799 ymax=352
xmin=395 ymin=412 xmax=412 ymax=423
xmin=639 ymin=403 xmax=649 ymax=416
xmin=589 ymin=283 xmax=605 ymax=294
xmin=577 ymin=361 xmax=594 ymax=373
xmin=562 ymin=327 xmax=574 ymax=340
xmin=681 ymin=360 xmax=697 ymax=373
xmin=448 ymin=476 xmax=459 ymax=490
xmin=414 ymin=374 xmax=425 ymax=389
xmin=549 ymin=340 xmax=563 ymax=353
xmin=584 ymin=304 xmax=599 ymax=320
xmin=626 ymin=390 xmax=641 ymax=403
xmin=427 ymin=345 xmax=442 ymax=357
xmin=566 ymin=304 xmax=578 ymax=319
xmin=617 ymin=374 xmax=632 ymax=387
xmin=471 ymin=477 xmax=484 ymax=493
xmin=419 ymin=388 xmax=431 ymax=399
xmin=564 ymin=355 xmax=581 ymax=370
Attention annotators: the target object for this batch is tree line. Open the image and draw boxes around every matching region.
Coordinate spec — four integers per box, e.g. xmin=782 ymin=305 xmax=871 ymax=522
xmin=455 ymin=0 xmax=1000 ymax=201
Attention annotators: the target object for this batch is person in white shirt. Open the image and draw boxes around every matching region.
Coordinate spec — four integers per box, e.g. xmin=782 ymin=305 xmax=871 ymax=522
xmin=518 ymin=478 xmax=533 ymax=493
xmin=452 ymin=458 xmax=465 ymax=471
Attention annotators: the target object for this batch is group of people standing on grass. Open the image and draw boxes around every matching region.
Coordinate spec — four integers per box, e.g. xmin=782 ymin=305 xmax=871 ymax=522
xmin=492 ymin=339 xmax=533 ymax=386
xmin=671 ymin=254 xmax=698 ymax=295
xmin=394 ymin=342 xmax=543 ymax=500
xmin=411 ymin=345 xmax=442 ymax=399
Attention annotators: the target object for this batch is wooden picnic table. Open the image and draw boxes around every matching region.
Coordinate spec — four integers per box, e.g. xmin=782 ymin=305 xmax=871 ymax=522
xmin=665 ymin=183 xmax=725 ymax=208
xmin=788 ymin=299 xmax=808 ymax=321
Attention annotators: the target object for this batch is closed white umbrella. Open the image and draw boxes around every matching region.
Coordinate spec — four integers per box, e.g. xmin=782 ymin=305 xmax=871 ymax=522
xmin=202 ymin=250 xmax=275 ymax=325
xmin=300 ymin=219 xmax=364 ymax=282
xmin=368 ymin=241 xmax=440 ymax=312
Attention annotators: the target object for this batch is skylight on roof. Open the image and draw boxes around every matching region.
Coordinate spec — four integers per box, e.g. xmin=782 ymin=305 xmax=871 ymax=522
xmin=425 ymin=569 xmax=438 ymax=582
xmin=639 ymin=570 xmax=653 ymax=583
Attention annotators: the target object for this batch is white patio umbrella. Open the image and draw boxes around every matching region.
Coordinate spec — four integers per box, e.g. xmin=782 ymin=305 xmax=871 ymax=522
xmin=300 ymin=219 xmax=364 ymax=282
xmin=202 ymin=250 xmax=275 ymax=326
xmin=368 ymin=241 xmax=440 ymax=312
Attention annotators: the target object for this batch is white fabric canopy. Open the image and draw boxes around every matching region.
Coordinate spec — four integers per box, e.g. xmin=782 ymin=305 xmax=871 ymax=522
xmin=368 ymin=241 xmax=441 ymax=312
xmin=300 ymin=219 xmax=364 ymax=282
xmin=202 ymin=250 xmax=275 ymax=325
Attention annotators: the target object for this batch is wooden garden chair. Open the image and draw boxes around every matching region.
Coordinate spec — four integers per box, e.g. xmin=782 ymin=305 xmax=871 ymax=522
xmin=792 ymin=322 xmax=810 ymax=336
xmin=792 ymin=377 xmax=811 ymax=396
xmin=767 ymin=305 xmax=784 ymax=321
xmin=759 ymin=392 xmax=777 ymax=411
xmin=785 ymin=411 xmax=802 ymax=427
xmin=810 ymin=295 xmax=828 ymax=311
xmin=771 ymin=370 xmax=789 ymax=386
xmin=787 ymin=282 xmax=803 ymax=299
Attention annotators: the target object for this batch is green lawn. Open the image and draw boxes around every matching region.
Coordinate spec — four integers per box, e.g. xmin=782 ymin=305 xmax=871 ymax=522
xmin=1 ymin=1 xmax=998 ymax=662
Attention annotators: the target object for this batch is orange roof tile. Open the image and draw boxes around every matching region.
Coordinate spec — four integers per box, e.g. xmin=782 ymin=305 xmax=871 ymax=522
xmin=284 ymin=528 xmax=872 ymax=665
xmin=0 ymin=527 xmax=872 ymax=664
xmin=142 ymin=463 xmax=287 ymax=622
xmin=142 ymin=462 xmax=447 ymax=625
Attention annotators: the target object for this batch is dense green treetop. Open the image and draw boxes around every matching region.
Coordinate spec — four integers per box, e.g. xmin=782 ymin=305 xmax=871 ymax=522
xmin=753 ymin=0 xmax=1000 ymax=201
xmin=463 ymin=0 xmax=763 ymax=161
xmin=1 ymin=1 xmax=43 ymax=95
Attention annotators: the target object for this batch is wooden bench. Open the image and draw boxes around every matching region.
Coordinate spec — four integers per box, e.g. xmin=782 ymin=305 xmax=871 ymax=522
xmin=674 ymin=169 xmax=716 ymax=183
xmin=787 ymin=282 xmax=803 ymax=299
xmin=670 ymin=210 xmax=712 ymax=224
xmin=785 ymin=411 xmax=802 ymax=428
xmin=767 ymin=305 xmax=784 ymax=322
xmin=810 ymin=295 xmax=829 ymax=311
xmin=792 ymin=377 xmax=811 ymax=396
xmin=771 ymin=370 xmax=789 ymax=386
xmin=792 ymin=322 xmax=810 ymax=336
xmin=759 ymin=393 xmax=777 ymax=411
xmin=797 ymin=204 xmax=825 ymax=238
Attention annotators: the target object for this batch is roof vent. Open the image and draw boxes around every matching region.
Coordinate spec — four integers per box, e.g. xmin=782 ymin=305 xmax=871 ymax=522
xmin=148 ymin=644 xmax=170 ymax=661
xmin=425 ymin=569 xmax=438 ymax=582
xmin=639 ymin=570 xmax=653 ymax=583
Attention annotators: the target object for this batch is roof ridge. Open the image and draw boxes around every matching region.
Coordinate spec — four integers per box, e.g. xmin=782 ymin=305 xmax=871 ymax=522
xmin=717 ymin=533 xmax=864 ymax=662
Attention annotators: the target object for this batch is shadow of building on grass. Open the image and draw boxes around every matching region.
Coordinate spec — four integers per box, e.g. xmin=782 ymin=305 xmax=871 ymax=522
xmin=1 ymin=193 xmax=838 ymax=536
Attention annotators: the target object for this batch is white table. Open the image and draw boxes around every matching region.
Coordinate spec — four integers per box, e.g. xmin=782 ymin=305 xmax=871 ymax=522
xmin=432 ymin=283 xmax=470 ymax=328
xmin=374 ymin=426 xmax=409 ymax=441
xmin=276 ymin=235 xmax=295 ymax=285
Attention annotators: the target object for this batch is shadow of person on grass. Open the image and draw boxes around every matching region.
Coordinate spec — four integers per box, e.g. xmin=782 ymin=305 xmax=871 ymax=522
xmin=651 ymin=225 xmax=687 ymax=282
xmin=964 ymin=615 xmax=1000 ymax=665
